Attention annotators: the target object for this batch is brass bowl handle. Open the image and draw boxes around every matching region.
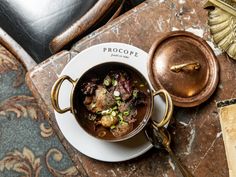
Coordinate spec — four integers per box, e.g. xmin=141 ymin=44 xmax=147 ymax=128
xmin=152 ymin=89 xmax=173 ymax=127
xmin=51 ymin=75 xmax=76 ymax=114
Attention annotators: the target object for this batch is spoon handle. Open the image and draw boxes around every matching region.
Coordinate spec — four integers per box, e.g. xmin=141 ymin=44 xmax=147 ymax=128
xmin=166 ymin=147 xmax=194 ymax=177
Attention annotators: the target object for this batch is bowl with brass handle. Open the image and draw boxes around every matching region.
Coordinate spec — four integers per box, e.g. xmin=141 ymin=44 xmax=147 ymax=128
xmin=51 ymin=61 xmax=173 ymax=142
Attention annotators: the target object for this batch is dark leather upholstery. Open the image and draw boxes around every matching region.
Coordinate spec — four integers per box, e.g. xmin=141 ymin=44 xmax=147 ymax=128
xmin=0 ymin=0 xmax=97 ymax=63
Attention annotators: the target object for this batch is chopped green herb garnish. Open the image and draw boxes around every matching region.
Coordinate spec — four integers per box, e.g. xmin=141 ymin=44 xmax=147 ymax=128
xmin=108 ymin=108 xmax=112 ymax=114
xmin=115 ymin=96 xmax=121 ymax=100
xmin=96 ymin=111 xmax=101 ymax=114
xmin=121 ymin=121 xmax=128 ymax=125
xmin=116 ymin=100 xmax=121 ymax=106
xmin=101 ymin=110 xmax=107 ymax=115
xmin=110 ymin=125 xmax=116 ymax=129
xmin=123 ymin=110 xmax=130 ymax=116
xmin=112 ymin=106 xmax=118 ymax=110
xmin=133 ymin=90 xmax=138 ymax=98
xmin=118 ymin=113 xmax=123 ymax=122
xmin=139 ymin=84 xmax=145 ymax=87
xmin=112 ymin=80 xmax=118 ymax=86
xmin=103 ymin=79 xmax=110 ymax=86
xmin=111 ymin=111 xmax=117 ymax=117
xmin=103 ymin=76 xmax=111 ymax=86
xmin=101 ymin=108 xmax=112 ymax=115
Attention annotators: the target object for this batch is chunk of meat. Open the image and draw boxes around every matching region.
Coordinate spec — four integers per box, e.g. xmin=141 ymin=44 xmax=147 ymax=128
xmin=104 ymin=90 xmax=116 ymax=108
xmin=81 ymin=81 xmax=97 ymax=95
xmin=99 ymin=115 xmax=118 ymax=128
xmin=93 ymin=86 xmax=107 ymax=111
xmin=118 ymin=98 xmax=134 ymax=113
xmin=111 ymin=122 xmax=133 ymax=137
xmin=123 ymin=108 xmax=137 ymax=124
xmin=133 ymin=90 xmax=147 ymax=106
xmin=81 ymin=70 xmax=147 ymax=138
xmin=83 ymin=96 xmax=93 ymax=105
xmin=116 ymin=72 xmax=132 ymax=101
xmin=85 ymin=86 xmax=116 ymax=112
xmin=118 ymin=102 xmax=130 ymax=113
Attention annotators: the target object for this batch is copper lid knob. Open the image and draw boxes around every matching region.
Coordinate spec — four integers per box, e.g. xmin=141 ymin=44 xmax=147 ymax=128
xmin=170 ymin=62 xmax=201 ymax=73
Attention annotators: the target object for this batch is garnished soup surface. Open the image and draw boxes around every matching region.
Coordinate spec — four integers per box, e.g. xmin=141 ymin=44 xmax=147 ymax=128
xmin=75 ymin=63 xmax=150 ymax=140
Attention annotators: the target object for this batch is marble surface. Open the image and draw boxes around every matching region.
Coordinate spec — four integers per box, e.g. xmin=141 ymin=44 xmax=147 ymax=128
xmin=26 ymin=0 xmax=233 ymax=176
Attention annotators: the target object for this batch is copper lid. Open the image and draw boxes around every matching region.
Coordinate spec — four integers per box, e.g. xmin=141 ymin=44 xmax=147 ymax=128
xmin=148 ymin=31 xmax=219 ymax=107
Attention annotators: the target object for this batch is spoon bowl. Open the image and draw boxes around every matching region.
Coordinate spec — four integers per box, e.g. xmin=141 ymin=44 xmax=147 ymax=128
xmin=145 ymin=121 xmax=194 ymax=177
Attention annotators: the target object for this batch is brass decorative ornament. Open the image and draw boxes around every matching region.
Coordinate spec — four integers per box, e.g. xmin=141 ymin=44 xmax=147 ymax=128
xmin=204 ymin=0 xmax=236 ymax=59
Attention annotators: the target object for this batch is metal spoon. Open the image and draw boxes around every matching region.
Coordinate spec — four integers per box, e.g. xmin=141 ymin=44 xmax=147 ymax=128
xmin=145 ymin=121 xmax=194 ymax=177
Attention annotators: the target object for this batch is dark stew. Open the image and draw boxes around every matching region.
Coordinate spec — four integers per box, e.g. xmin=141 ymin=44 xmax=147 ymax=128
xmin=75 ymin=63 xmax=150 ymax=140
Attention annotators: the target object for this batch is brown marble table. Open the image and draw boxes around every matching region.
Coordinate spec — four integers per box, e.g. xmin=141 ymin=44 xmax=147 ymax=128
xmin=26 ymin=0 xmax=233 ymax=176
